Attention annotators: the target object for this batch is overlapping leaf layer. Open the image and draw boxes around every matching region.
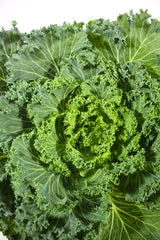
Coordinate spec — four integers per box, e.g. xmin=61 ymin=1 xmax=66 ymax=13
xmin=0 ymin=10 xmax=160 ymax=240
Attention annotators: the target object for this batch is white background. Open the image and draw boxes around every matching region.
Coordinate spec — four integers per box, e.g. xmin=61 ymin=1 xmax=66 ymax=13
xmin=0 ymin=0 xmax=160 ymax=32
xmin=0 ymin=0 xmax=160 ymax=239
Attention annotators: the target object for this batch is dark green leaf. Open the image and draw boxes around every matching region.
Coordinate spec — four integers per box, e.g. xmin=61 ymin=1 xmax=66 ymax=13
xmin=0 ymin=97 xmax=23 ymax=143
xmin=98 ymin=191 xmax=160 ymax=240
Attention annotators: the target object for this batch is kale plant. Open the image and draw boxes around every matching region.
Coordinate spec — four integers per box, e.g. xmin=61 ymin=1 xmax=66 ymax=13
xmin=0 ymin=9 xmax=160 ymax=240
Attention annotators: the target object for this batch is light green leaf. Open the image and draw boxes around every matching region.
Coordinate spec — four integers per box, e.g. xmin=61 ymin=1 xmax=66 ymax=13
xmin=61 ymin=57 xmax=104 ymax=82
xmin=7 ymin=23 xmax=88 ymax=82
xmin=34 ymin=115 xmax=70 ymax=176
xmin=0 ymin=24 xmax=23 ymax=93
xmin=87 ymin=10 xmax=160 ymax=76
xmin=28 ymin=82 xmax=77 ymax=125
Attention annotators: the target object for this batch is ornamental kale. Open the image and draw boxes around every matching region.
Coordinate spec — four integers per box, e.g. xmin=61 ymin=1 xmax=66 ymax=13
xmin=0 ymin=9 xmax=160 ymax=240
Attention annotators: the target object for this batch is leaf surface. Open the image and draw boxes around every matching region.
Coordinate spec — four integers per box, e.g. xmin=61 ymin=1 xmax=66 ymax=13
xmin=0 ymin=97 xmax=23 ymax=143
xmin=0 ymin=24 xmax=23 ymax=93
xmin=28 ymin=82 xmax=77 ymax=125
xmin=87 ymin=10 xmax=160 ymax=76
xmin=11 ymin=135 xmax=68 ymax=206
xmin=7 ymin=24 xmax=88 ymax=82
xmin=99 ymin=191 xmax=160 ymax=240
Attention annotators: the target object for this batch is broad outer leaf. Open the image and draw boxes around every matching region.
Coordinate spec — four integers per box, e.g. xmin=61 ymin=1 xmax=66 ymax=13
xmin=87 ymin=10 xmax=160 ymax=77
xmin=0 ymin=23 xmax=23 ymax=93
xmin=6 ymin=23 xmax=88 ymax=82
xmin=98 ymin=191 xmax=160 ymax=240
xmin=10 ymin=134 xmax=68 ymax=207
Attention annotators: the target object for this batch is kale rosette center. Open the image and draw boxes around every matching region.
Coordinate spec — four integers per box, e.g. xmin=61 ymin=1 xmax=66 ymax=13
xmin=63 ymin=86 xmax=121 ymax=173
xmin=33 ymin=74 xmax=143 ymax=178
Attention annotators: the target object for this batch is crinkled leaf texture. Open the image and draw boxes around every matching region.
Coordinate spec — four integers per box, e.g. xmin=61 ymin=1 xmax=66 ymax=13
xmin=0 ymin=22 xmax=23 ymax=94
xmin=6 ymin=22 xmax=89 ymax=82
xmin=87 ymin=9 xmax=160 ymax=77
xmin=0 ymin=10 xmax=160 ymax=240
xmin=0 ymin=97 xmax=23 ymax=143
